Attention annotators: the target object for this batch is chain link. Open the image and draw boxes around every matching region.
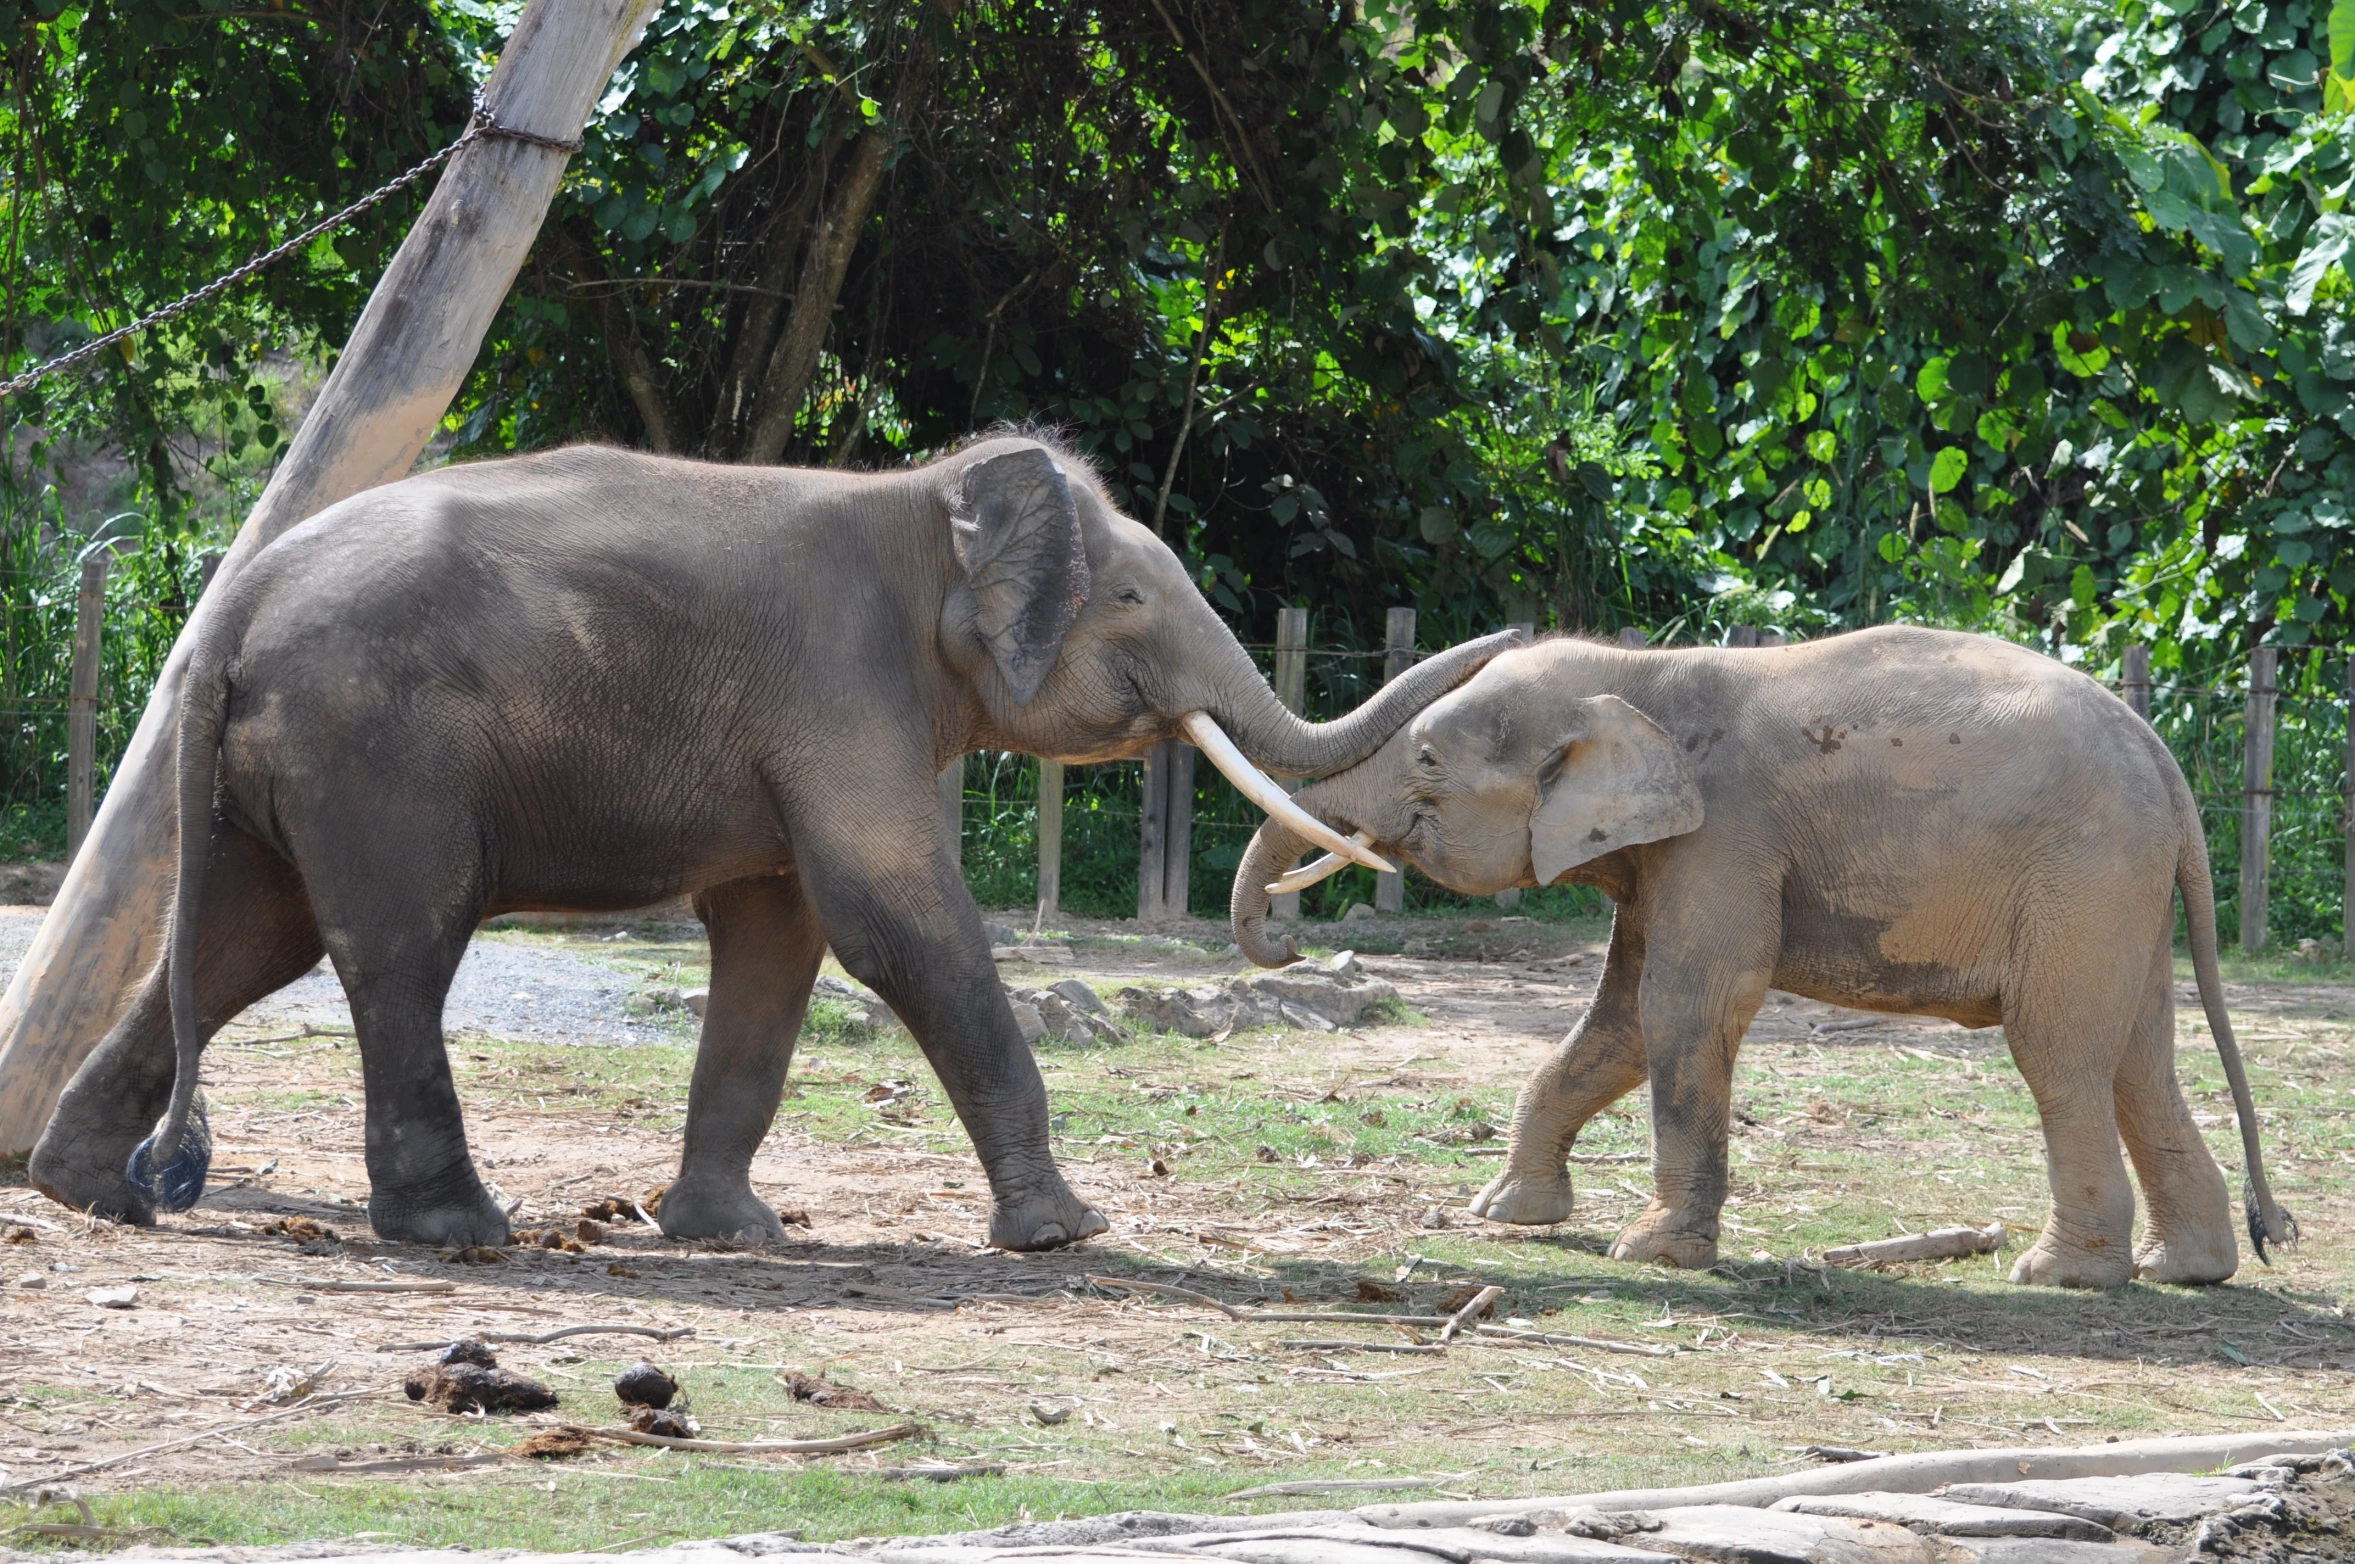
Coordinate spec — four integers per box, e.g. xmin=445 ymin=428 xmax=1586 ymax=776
xmin=0 ymin=91 xmax=586 ymax=404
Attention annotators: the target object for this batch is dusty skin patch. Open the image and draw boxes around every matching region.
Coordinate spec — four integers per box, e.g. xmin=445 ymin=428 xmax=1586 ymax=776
xmin=0 ymin=906 xmax=2352 ymax=1551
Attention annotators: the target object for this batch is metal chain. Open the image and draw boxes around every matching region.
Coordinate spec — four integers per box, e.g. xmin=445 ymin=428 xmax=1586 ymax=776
xmin=0 ymin=90 xmax=586 ymax=403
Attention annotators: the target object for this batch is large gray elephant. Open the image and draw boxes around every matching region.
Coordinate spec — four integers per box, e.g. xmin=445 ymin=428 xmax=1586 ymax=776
xmin=30 ymin=434 xmax=1507 ymax=1252
xmin=1230 ymin=627 xmax=2292 ymax=1288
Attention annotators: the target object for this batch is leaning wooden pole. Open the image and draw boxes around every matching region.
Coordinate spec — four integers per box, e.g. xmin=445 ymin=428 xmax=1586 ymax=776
xmin=0 ymin=0 xmax=660 ymax=1155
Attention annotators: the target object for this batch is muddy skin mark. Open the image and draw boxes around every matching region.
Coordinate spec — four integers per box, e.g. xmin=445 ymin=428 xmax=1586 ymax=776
xmin=1890 ymin=737 xmax=1903 ymax=747
xmin=1803 ymin=723 xmax=1845 ymax=754
xmin=1949 ymin=732 xmax=1962 ymax=744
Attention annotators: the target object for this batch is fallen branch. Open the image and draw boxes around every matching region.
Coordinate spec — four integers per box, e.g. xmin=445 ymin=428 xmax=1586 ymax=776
xmin=1440 ymin=1285 xmax=1503 ymax=1343
xmin=1473 ymin=1324 xmax=1677 ymax=1359
xmin=0 ymin=1392 xmax=385 ymax=1494
xmin=1085 ymin=1274 xmax=1243 ymax=1318
xmin=576 ymin=1421 xmax=921 ymax=1455
xmin=289 ymin=1451 xmax=505 ymax=1474
xmin=1237 ymin=1312 xmax=1450 ymax=1326
xmin=1278 ymin=1340 xmax=1445 ymax=1355
xmin=1227 ymin=1475 xmax=1465 ymax=1500
xmin=1822 ymin=1223 xmax=2006 ymax=1269
xmin=376 ymin=1324 xmax=696 ymax=1352
xmin=876 ymin=1462 xmax=1003 ymax=1482
xmin=260 ymin=1277 xmax=455 ymax=1295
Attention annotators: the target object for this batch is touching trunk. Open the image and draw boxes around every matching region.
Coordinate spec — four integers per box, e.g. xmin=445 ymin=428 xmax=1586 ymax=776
xmin=1231 ymin=815 xmax=1314 ymax=967
xmin=1201 ymin=627 xmax=1516 ymax=779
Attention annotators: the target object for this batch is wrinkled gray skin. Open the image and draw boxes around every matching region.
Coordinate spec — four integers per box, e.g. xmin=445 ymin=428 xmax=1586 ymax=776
xmin=30 ymin=436 xmax=1509 ymax=1251
xmin=1232 ymin=629 xmax=2289 ymax=1288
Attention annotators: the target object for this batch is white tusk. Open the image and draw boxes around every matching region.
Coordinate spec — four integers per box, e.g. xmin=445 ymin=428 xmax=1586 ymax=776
xmin=1179 ymin=712 xmax=1395 ymax=874
xmin=1266 ymin=835 xmax=1368 ymax=895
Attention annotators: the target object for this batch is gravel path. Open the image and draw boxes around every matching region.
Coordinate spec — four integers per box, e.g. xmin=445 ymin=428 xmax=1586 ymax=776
xmin=0 ymin=906 xmax=691 ymax=1047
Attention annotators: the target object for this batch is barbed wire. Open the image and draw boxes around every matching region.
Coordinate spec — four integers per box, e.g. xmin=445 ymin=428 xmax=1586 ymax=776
xmin=0 ymin=91 xmax=582 ymax=404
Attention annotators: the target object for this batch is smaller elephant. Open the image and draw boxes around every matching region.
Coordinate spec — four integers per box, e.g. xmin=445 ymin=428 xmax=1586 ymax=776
xmin=1231 ymin=627 xmax=2291 ymax=1288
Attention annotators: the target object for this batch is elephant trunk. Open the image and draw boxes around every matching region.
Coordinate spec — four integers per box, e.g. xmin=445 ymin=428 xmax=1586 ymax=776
xmin=1200 ymin=627 xmax=1516 ymax=779
xmin=1231 ymin=816 xmax=1314 ymax=968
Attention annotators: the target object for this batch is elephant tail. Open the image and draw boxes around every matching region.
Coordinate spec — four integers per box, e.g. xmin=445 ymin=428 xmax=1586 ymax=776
xmin=135 ymin=608 xmax=237 ymax=1197
xmin=2174 ymin=769 xmax=2294 ymax=1261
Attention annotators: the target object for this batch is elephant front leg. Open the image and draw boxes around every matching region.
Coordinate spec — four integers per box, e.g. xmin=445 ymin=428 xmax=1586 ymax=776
xmin=1611 ymin=934 xmax=1770 ymax=1271
xmin=801 ymin=814 xmax=1106 ymax=1252
xmin=660 ymin=872 xmax=828 ymax=1245
xmin=1473 ymin=921 xmax=1648 ymax=1227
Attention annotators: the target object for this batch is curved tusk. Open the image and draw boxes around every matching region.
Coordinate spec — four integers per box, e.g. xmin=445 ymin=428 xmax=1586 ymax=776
xmin=1266 ymin=834 xmax=1369 ymax=895
xmin=1180 ymin=712 xmax=1395 ymax=873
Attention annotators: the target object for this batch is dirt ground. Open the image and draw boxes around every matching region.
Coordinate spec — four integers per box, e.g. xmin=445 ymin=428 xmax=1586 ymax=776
xmin=2 ymin=902 xmax=2353 ymax=1551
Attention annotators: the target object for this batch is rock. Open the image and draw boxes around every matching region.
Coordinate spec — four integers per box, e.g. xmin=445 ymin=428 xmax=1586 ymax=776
xmin=1920 ymin=1543 xmax=2165 ymax=1563
xmin=1118 ymin=985 xmax=1235 ymax=1038
xmin=1773 ymin=1492 xmax=2114 ymax=1541
xmin=1342 ymin=902 xmax=1377 ymax=923
xmin=1234 ymin=964 xmax=1399 ymax=1027
xmin=1935 ymin=1474 xmax=2260 ymax=1532
xmin=685 ymin=990 xmax=709 ymax=1017
xmin=1119 ymin=961 xmax=1396 ymax=1037
xmin=1641 ymin=1505 xmax=1935 ymax=1562
xmin=1009 ymin=1000 xmax=1047 ymax=1044
xmin=815 ymin=973 xmax=903 ymax=1031
xmin=1050 ymin=979 xmax=1109 ymax=1015
xmin=1013 ymin=986 xmax=1126 ymax=1044
xmin=85 ymin=1285 xmax=137 ymax=1309
xmin=1327 ymin=949 xmax=1363 ymax=979
xmin=984 ymin=921 xmax=1023 ymax=947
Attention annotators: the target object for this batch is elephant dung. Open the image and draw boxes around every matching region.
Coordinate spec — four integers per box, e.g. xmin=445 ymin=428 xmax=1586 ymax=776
xmin=613 ymin=1360 xmax=680 ymax=1409
xmin=404 ymin=1361 xmax=558 ymax=1414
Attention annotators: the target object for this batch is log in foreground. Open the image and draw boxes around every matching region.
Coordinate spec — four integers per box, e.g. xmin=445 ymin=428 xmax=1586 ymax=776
xmin=0 ymin=0 xmax=661 ymax=1155
xmin=1822 ymin=1222 xmax=2007 ymax=1268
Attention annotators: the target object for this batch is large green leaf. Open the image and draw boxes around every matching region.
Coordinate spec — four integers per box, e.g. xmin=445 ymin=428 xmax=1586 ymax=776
xmin=2287 ymin=213 xmax=2355 ymax=315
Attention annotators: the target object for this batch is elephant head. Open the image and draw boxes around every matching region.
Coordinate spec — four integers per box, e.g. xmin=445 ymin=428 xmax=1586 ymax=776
xmin=1228 ymin=644 xmax=1705 ymax=964
xmin=935 ymin=435 xmax=1515 ymax=861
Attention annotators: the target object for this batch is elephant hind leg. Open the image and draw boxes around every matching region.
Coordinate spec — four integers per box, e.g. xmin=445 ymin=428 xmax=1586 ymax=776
xmin=1474 ymin=917 xmax=1648 ymax=1227
xmin=2119 ymin=943 xmax=2236 ymax=1285
xmin=30 ymin=827 xmax=324 ymax=1222
xmin=2004 ymin=978 xmax=2142 ymax=1289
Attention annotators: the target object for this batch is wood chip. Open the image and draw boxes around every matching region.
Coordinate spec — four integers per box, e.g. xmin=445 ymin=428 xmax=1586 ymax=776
xmin=1823 ymin=1223 xmax=2006 ymax=1268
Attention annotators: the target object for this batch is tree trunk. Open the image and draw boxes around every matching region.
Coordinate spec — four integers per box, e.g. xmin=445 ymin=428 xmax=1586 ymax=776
xmin=0 ymin=0 xmax=661 ymax=1157
xmin=735 ymin=1 xmax=958 ymax=465
xmin=708 ymin=126 xmax=847 ymax=452
xmin=735 ymin=125 xmax=889 ymax=465
xmin=554 ymin=222 xmax=674 ymax=452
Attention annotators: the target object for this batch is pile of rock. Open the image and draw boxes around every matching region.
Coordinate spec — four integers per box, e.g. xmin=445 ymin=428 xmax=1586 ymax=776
xmin=1119 ymin=951 xmax=1400 ymax=1038
xmin=1008 ymin=979 xmax=1128 ymax=1045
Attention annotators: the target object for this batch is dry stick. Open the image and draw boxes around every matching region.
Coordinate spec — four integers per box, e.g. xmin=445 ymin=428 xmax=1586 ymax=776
xmin=1472 ymin=1323 xmax=1677 ymax=1359
xmin=375 ymin=1324 xmax=696 ymax=1352
xmin=575 ymin=1421 xmax=921 ymax=1455
xmin=0 ymin=1392 xmax=384 ymax=1494
xmin=1086 ymin=1274 xmax=1243 ymax=1318
xmin=1822 ymin=1224 xmax=2006 ymax=1269
xmin=1279 ymin=1340 xmax=1444 ymax=1355
xmin=1440 ymin=1284 xmax=1504 ymax=1343
xmin=260 ymin=1277 xmax=455 ymax=1295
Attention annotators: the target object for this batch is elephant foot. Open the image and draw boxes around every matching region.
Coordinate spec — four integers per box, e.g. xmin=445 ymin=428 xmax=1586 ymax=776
xmin=659 ymin=1182 xmax=790 ymax=1246
xmin=28 ymin=1122 xmax=155 ymax=1226
xmin=1470 ymin=1167 xmax=1573 ymax=1225
xmin=2133 ymin=1233 xmax=2238 ymax=1287
xmin=986 ymin=1176 xmax=1109 ymax=1252
xmin=2009 ymin=1233 xmax=2132 ymax=1289
xmin=1610 ymin=1206 xmax=1717 ymax=1270
xmin=370 ymin=1176 xmax=510 ymax=1248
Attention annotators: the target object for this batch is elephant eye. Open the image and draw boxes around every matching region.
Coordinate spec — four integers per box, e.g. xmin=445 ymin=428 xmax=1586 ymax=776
xmin=1113 ymin=585 xmax=1145 ymax=606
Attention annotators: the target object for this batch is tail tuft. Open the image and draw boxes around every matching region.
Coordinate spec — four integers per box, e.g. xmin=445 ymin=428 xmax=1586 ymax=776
xmin=125 ymin=1094 xmax=211 ymax=1213
xmin=2245 ymin=1183 xmax=2300 ymax=1265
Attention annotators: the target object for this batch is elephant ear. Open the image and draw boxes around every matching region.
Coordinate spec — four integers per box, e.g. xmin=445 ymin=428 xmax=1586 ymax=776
xmin=1527 ymin=694 xmax=1703 ymax=884
xmin=951 ymin=445 xmax=1092 ymax=705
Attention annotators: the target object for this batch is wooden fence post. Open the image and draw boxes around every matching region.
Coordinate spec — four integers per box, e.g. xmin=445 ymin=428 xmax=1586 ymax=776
xmin=938 ymin=756 xmax=965 ymax=868
xmin=1617 ymin=626 xmax=1647 ymax=649
xmin=1759 ymin=629 xmax=1785 ymax=647
xmin=0 ymin=0 xmax=660 ymax=1156
xmin=1036 ymin=759 xmax=1062 ymax=921
xmin=2242 ymin=646 xmax=2278 ymax=956
xmin=1726 ymin=625 xmax=1760 ymax=648
xmin=1271 ymin=607 xmax=1309 ymax=922
xmin=64 ymin=557 xmax=106 ymax=862
xmin=196 ymin=550 xmax=224 ymax=598
xmin=2123 ymin=643 xmax=2152 ymax=722
xmin=1138 ymin=743 xmax=1166 ymax=921
xmin=1374 ymin=607 xmax=1415 ymax=915
xmin=2345 ymin=657 xmax=2355 ymax=955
